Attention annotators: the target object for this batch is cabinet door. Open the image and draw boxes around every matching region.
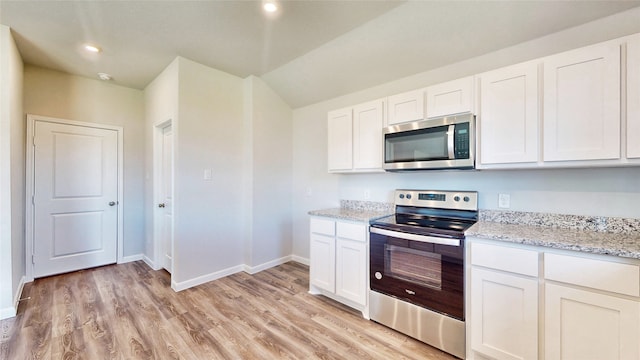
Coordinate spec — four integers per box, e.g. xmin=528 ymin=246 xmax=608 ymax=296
xmin=543 ymin=41 xmax=621 ymax=161
xmin=327 ymin=108 xmax=353 ymax=171
xmin=426 ymin=76 xmax=474 ymax=118
xmin=310 ymin=233 xmax=336 ymax=292
xmin=628 ymin=34 xmax=640 ymax=159
xmin=335 ymin=238 xmax=367 ymax=306
xmin=545 ymin=283 xmax=640 ymax=360
xmin=387 ymin=89 xmax=425 ymax=125
xmin=471 ymin=268 xmax=538 ymax=360
xmin=352 ymin=100 xmax=384 ymax=170
xmin=479 ymin=61 xmax=539 ymax=165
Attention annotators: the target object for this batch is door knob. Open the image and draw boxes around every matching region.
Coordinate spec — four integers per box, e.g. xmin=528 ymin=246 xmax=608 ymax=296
xmin=109 ymin=201 xmax=116 ymax=206
xmin=158 ymin=203 xmax=165 ymax=208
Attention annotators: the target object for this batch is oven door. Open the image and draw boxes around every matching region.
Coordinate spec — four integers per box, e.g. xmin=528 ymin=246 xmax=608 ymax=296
xmin=369 ymin=227 xmax=464 ymax=320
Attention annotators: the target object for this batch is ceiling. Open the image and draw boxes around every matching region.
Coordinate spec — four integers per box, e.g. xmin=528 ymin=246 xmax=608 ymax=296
xmin=2 ymin=1 xmax=640 ymax=108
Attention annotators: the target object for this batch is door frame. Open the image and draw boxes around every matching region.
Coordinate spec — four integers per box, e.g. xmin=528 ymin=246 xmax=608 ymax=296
xmin=25 ymin=114 xmax=124 ymax=281
xmin=152 ymin=119 xmax=174 ymax=270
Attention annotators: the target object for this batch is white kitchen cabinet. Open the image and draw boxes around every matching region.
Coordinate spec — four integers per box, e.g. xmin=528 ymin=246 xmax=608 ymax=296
xmin=335 ymin=223 xmax=367 ymax=306
xmin=309 ymin=217 xmax=369 ymax=316
xmin=309 ymin=218 xmax=336 ymax=292
xmin=387 ymin=88 xmax=425 ymax=125
xmin=327 ymin=99 xmax=384 ymax=173
xmin=327 ymin=108 xmax=353 ymax=171
xmin=543 ymin=40 xmax=621 ymax=162
xmin=478 ymin=61 xmax=539 ymax=166
xmin=544 ymin=252 xmax=640 ymax=360
xmin=352 ymin=100 xmax=384 ymax=170
xmin=469 ymin=242 xmax=539 ymax=360
xmin=545 ymin=283 xmax=640 ymax=360
xmin=426 ymin=76 xmax=474 ymax=118
xmin=628 ymin=34 xmax=640 ymax=159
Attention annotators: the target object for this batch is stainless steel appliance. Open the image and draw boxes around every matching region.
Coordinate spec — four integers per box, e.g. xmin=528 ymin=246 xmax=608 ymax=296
xmin=369 ymin=189 xmax=478 ymax=359
xmin=383 ymin=113 xmax=475 ymax=171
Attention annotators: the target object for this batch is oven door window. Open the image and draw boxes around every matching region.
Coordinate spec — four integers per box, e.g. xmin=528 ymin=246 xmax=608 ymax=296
xmin=384 ymin=244 xmax=442 ymax=290
xmin=385 ymin=125 xmax=449 ymax=163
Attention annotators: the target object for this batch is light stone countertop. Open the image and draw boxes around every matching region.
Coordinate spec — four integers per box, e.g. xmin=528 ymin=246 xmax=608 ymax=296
xmin=468 ymin=210 xmax=640 ymax=260
xmin=308 ymin=200 xmax=394 ymax=223
xmin=308 ymin=203 xmax=640 ymax=260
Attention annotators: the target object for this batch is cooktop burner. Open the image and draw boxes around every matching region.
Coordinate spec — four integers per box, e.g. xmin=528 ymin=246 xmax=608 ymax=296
xmin=370 ymin=189 xmax=478 ymax=239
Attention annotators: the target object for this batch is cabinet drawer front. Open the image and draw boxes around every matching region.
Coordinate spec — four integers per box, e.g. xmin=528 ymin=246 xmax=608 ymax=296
xmin=310 ymin=218 xmax=335 ymax=236
xmin=336 ymin=222 xmax=366 ymax=242
xmin=545 ymin=253 xmax=640 ymax=297
xmin=471 ymin=242 xmax=538 ymax=276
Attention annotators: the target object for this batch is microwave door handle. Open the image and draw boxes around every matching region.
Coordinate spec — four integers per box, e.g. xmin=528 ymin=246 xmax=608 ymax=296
xmin=447 ymin=124 xmax=455 ymax=159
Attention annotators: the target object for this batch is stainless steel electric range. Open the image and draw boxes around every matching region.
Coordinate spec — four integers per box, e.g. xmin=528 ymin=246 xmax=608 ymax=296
xmin=369 ymin=189 xmax=478 ymax=359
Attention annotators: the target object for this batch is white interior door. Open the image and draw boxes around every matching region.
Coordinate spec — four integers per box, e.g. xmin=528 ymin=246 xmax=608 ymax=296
xmin=33 ymin=120 xmax=118 ymax=278
xmin=160 ymin=125 xmax=173 ymax=273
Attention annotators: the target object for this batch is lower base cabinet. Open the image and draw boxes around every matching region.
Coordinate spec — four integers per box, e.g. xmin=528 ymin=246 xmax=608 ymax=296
xmin=309 ymin=217 xmax=368 ymax=317
xmin=467 ymin=238 xmax=640 ymax=360
xmin=545 ymin=283 xmax=640 ymax=360
xmin=471 ymin=268 xmax=538 ymax=360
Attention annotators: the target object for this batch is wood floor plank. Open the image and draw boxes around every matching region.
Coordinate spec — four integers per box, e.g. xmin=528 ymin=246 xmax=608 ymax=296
xmin=0 ymin=261 xmax=457 ymax=359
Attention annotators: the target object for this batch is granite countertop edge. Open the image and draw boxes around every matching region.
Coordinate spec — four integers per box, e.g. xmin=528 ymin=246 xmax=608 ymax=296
xmin=308 ymin=208 xmax=393 ymax=223
xmin=466 ymin=221 xmax=640 ymax=260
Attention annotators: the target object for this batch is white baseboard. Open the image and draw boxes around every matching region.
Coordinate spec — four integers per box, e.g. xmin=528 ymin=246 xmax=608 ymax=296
xmin=171 ymin=264 xmax=245 ymax=292
xmin=0 ymin=276 xmax=25 ymax=320
xmin=119 ymin=254 xmax=143 ymax=264
xmin=142 ymin=255 xmax=161 ymax=270
xmin=244 ymin=255 xmax=294 ymax=274
xmin=290 ymin=255 xmax=309 ymax=266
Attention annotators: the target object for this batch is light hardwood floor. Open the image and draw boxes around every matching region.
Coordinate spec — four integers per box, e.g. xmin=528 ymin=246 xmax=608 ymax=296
xmin=1 ymin=261 xmax=456 ymax=359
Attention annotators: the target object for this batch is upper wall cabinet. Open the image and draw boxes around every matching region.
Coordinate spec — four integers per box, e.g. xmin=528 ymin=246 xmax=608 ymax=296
xmin=628 ymin=34 xmax=640 ymax=159
xmin=353 ymin=100 xmax=385 ymax=170
xmin=543 ymin=40 xmax=621 ymax=162
xmin=426 ymin=76 xmax=474 ymax=118
xmin=327 ymin=99 xmax=385 ymax=173
xmin=387 ymin=89 xmax=425 ymax=126
xmin=478 ymin=61 xmax=539 ymax=166
xmin=327 ymin=108 xmax=353 ymax=171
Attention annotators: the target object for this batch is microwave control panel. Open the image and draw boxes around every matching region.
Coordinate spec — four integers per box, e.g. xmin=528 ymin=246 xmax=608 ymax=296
xmin=454 ymin=123 xmax=470 ymax=159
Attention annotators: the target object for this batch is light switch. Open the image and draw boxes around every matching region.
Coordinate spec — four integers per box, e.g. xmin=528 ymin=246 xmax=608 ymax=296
xmin=203 ymin=169 xmax=212 ymax=180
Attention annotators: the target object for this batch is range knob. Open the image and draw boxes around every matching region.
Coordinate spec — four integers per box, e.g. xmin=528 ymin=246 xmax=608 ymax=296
xmin=406 ymin=194 xmax=412 ymax=199
xmin=399 ymin=194 xmax=404 ymax=199
xmin=464 ymin=196 xmax=470 ymax=202
xmin=454 ymin=196 xmax=460 ymax=202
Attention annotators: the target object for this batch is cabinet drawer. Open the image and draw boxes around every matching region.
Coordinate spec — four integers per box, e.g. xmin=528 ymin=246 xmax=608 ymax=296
xmin=471 ymin=242 xmax=539 ymax=276
xmin=544 ymin=253 xmax=640 ymax=297
xmin=336 ymin=222 xmax=366 ymax=242
xmin=310 ymin=218 xmax=335 ymax=236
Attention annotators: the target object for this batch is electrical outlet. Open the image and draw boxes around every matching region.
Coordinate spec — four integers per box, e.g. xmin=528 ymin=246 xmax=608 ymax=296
xmin=363 ymin=189 xmax=371 ymax=200
xmin=498 ymin=193 xmax=511 ymax=208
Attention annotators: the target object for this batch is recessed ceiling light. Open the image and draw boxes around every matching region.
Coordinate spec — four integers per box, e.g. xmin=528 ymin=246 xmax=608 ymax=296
xmin=263 ymin=1 xmax=277 ymax=13
xmin=84 ymin=44 xmax=101 ymax=53
xmin=97 ymin=73 xmax=112 ymax=81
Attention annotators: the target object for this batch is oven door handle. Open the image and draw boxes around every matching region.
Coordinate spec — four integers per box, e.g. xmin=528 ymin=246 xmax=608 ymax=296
xmin=370 ymin=227 xmax=461 ymax=247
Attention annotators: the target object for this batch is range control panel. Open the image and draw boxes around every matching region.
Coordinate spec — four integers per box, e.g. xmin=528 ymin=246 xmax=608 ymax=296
xmin=395 ymin=189 xmax=478 ymax=211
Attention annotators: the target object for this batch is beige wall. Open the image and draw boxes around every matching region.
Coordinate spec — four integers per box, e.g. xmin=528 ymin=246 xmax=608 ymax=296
xmin=170 ymin=57 xmax=246 ymax=287
xmin=23 ymin=65 xmax=146 ymax=258
xmin=243 ymin=76 xmax=293 ymax=269
xmin=0 ymin=25 xmax=24 ymax=319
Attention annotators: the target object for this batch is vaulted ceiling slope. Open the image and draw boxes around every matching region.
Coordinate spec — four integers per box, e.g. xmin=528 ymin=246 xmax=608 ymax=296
xmin=2 ymin=1 xmax=640 ymax=108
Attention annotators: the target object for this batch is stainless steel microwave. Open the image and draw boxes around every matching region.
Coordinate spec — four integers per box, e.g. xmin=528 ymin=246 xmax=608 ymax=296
xmin=383 ymin=113 xmax=475 ymax=171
